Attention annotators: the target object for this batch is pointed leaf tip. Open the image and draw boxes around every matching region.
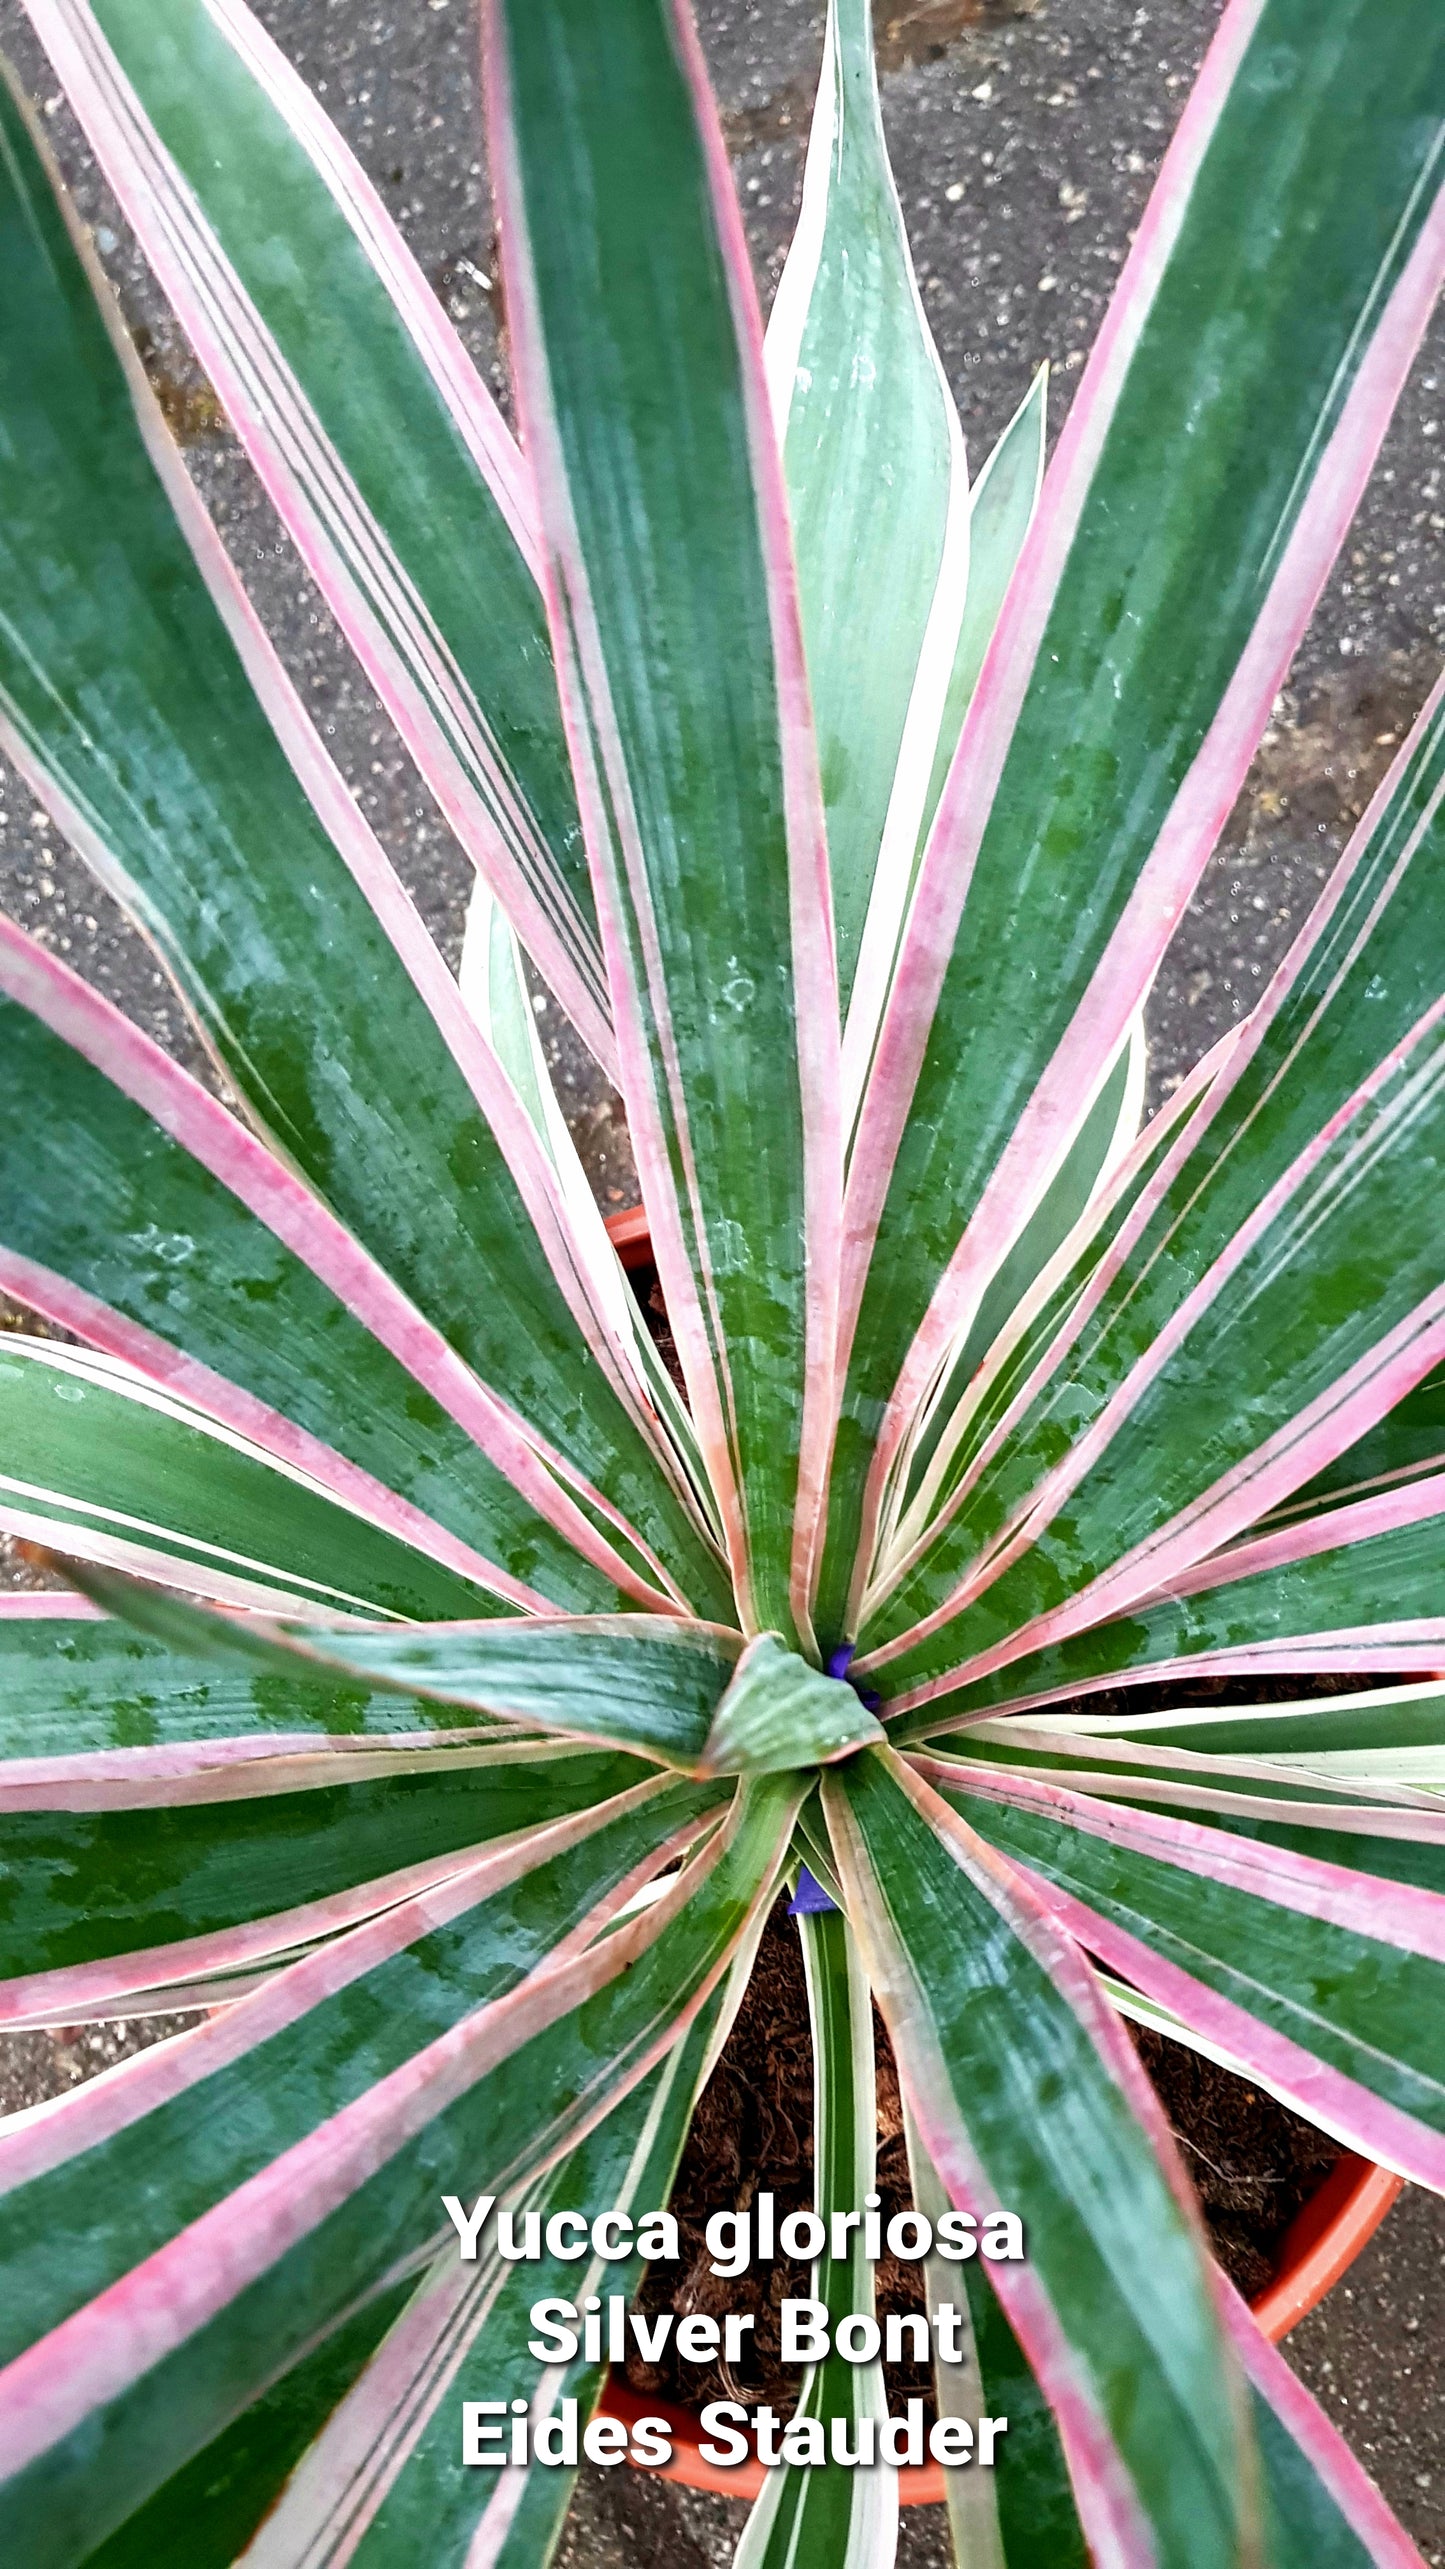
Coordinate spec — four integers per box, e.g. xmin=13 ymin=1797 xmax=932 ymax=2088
xmin=700 ymin=1633 xmax=884 ymax=1776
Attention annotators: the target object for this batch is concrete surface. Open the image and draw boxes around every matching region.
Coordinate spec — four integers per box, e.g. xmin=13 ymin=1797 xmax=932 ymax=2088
xmin=0 ymin=0 xmax=1441 ymax=2556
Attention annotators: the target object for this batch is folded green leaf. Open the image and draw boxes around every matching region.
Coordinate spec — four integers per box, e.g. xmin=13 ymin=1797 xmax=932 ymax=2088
xmin=699 ymin=1633 xmax=884 ymax=1776
xmin=0 ymin=1599 xmax=517 ymax=1765
xmin=459 ymin=876 xmax=720 ymax=1543
xmin=65 ymin=1566 xmax=751 ymax=1771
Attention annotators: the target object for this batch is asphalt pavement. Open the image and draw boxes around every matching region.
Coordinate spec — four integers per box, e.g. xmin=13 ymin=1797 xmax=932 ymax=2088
xmin=0 ymin=0 xmax=1441 ymax=2556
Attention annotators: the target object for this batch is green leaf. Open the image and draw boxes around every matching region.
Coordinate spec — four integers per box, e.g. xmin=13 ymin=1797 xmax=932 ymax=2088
xmin=68 ymin=1568 xmax=749 ymax=1770
xmin=866 ymin=660 xmax=1445 ymax=1691
xmin=735 ymin=1903 xmax=895 ymax=2568
xmin=0 ymin=1606 xmax=513 ymax=1764
xmin=824 ymin=1749 xmax=1256 ymax=2569
xmin=39 ymin=0 xmax=608 ymax=1064
xmin=896 ymin=1020 xmax=1140 ymax=1525
xmin=911 ymin=2056 xmax=1416 ymax=2569
xmin=1237 ymin=2324 xmax=1412 ymax=2569
xmin=459 ymin=876 xmax=720 ymax=1544
xmin=0 ymin=1339 xmax=491 ymax=1619
xmin=1059 ymin=1683 xmax=1445 ymax=1766
xmin=904 ymin=2095 xmax=1088 ymax=2569
xmin=490 ymin=0 xmax=840 ymax=1645
xmin=80 ymin=2275 xmax=417 ymax=2569
xmin=0 ymin=1773 xmax=715 ymax=2356
xmin=331 ymin=2005 xmax=720 ymax=2569
xmin=914 ymin=367 xmax=1049 ymax=862
xmin=906 ymin=1498 xmax=1445 ymax=1720
xmin=819 ymin=0 xmax=1445 ymax=1644
xmin=0 ymin=1775 xmax=799 ymax=2560
xmin=0 ymin=1746 xmax=670 ymax=1993
xmin=766 ymin=0 xmax=967 ymax=1016
xmin=1271 ymin=1357 xmax=1445 ymax=1525
xmin=0 ymin=987 xmax=633 ymax=1615
xmin=0 ymin=68 xmax=714 ymax=1610
xmin=700 ymin=1634 xmax=885 ymax=1776
xmin=928 ymin=1767 xmax=1445 ymax=2184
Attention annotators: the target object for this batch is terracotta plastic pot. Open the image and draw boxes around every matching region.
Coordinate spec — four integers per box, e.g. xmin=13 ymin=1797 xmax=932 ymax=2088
xmin=605 ymin=1204 xmax=654 ymax=1270
xmin=595 ymin=1213 xmax=1403 ymax=2502
xmin=598 ymin=2155 xmax=1400 ymax=2507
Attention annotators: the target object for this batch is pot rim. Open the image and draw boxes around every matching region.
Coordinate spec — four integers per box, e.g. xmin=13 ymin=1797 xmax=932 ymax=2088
xmin=597 ymin=2152 xmax=1401 ymax=2508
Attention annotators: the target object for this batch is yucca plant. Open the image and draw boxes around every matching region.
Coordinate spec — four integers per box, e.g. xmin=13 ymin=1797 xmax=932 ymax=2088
xmin=0 ymin=0 xmax=1442 ymax=2559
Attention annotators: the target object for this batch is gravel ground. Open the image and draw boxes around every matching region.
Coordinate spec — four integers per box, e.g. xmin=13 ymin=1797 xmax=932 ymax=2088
xmin=0 ymin=0 xmax=1441 ymax=2556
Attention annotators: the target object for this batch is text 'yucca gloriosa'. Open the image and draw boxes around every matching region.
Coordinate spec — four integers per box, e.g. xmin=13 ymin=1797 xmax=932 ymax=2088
xmin=0 ymin=0 xmax=1441 ymax=2559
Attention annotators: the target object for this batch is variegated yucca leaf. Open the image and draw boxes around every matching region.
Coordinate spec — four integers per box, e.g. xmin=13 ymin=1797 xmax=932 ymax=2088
xmin=0 ymin=0 xmax=1440 ymax=2559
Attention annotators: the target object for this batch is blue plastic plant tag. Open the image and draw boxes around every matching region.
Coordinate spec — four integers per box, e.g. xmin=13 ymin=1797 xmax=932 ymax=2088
xmin=789 ymin=1863 xmax=839 ymax=1916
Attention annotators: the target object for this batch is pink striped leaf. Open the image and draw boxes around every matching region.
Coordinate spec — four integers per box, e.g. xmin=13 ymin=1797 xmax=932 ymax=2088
xmin=0 ymin=1773 xmax=714 ymax=2049
xmin=884 ymin=1476 xmax=1445 ymax=1725
xmin=66 ymin=2269 xmax=420 ymax=2568
xmin=0 ymin=1736 xmax=579 ymax=1811
xmin=0 ymin=913 xmax=726 ymax=1619
xmin=0 ymin=1335 xmax=505 ymax=1623
xmin=72 ymin=1565 xmax=879 ymax=1779
xmin=1031 ymin=1681 xmax=1445 ymax=1771
xmin=902 ymin=2107 xmax=1090 ymax=2569
xmin=0 ymin=1770 xmax=798 ymax=2560
xmin=486 ymin=0 xmax=842 ymax=1646
xmin=918 ymin=1759 xmax=1445 ymax=2192
xmin=458 ymin=875 xmax=721 ymax=1548
xmin=822 ymin=1747 xmax=1259 ymax=2569
xmin=863 ymin=1022 xmax=1238 ymax=1639
xmin=0 ymin=955 xmax=682 ymax=1617
xmin=911 ymin=367 xmax=1049 ymax=870
xmin=889 ymin=1017 xmax=1144 ymax=1546
xmin=0 ymin=1597 xmax=497 ymax=1766
xmin=843 ymin=364 xmax=1050 ymax=1139
xmin=731 ymin=1904 xmax=897 ymax=2569
xmin=20 ymin=0 xmax=616 ymax=1073
xmin=1221 ymin=2283 xmax=1425 ymax=2569
xmin=0 ymin=73 xmax=726 ymax=1616
xmin=1264 ymin=1355 xmax=1445 ymax=1531
xmin=815 ymin=0 xmax=1445 ymax=1648
xmin=914 ymin=1720 xmax=1445 ymax=1829
xmin=903 ymin=2097 xmax=1411 ymax=2569
xmin=244 ymin=2005 xmax=720 ymax=2569
xmin=860 ymin=675 xmax=1445 ymax=1695
xmin=0 ymin=1728 xmax=697 ymax=2028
